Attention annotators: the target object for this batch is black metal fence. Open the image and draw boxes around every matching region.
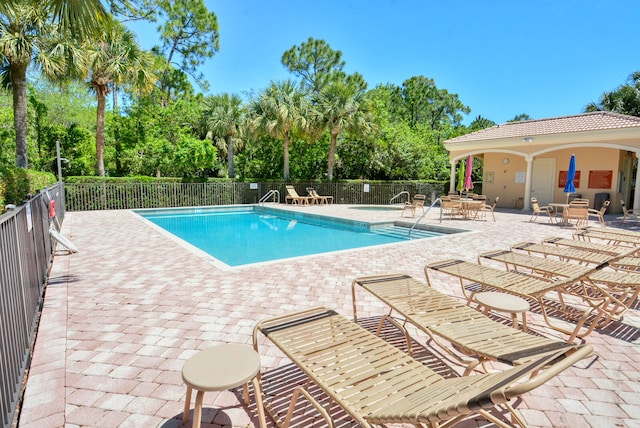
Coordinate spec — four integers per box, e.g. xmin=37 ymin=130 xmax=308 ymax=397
xmin=65 ymin=181 xmax=449 ymax=211
xmin=0 ymin=183 xmax=65 ymax=428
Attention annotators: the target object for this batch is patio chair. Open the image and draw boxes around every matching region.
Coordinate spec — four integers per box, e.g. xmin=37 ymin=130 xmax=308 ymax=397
xmin=401 ymin=193 xmax=426 ymax=217
xmin=284 ymin=185 xmax=310 ymax=205
xmin=529 ymin=197 xmax=554 ymax=223
xmin=562 ymin=200 xmax=589 ymax=228
xmin=351 ymin=274 xmax=582 ymax=375
xmin=587 ymin=200 xmax=609 ymax=227
xmin=253 ymin=306 xmax=593 ymax=428
xmin=621 ymin=200 xmax=640 ymax=224
xmin=478 ymin=196 xmax=499 ymax=221
xmin=439 ymin=195 xmax=462 ymax=222
xmin=306 ymin=187 xmax=333 ymax=205
xmin=424 ymin=259 xmax=628 ymax=343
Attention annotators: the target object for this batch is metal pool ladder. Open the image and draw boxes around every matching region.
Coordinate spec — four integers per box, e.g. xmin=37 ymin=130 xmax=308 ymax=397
xmin=389 ymin=191 xmax=410 ymax=205
xmin=408 ymin=198 xmax=441 ymax=237
xmin=259 ymin=190 xmax=280 ymax=204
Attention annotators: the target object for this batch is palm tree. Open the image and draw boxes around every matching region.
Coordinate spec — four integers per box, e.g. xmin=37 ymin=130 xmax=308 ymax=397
xmin=206 ymin=93 xmax=245 ymax=179
xmin=585 ymin=71 xmax=640 ymax=117
xmin=1 ymin=4 xmax=58 ymax=168
xmin=85 ymin=20 xmax=156 ymax=176
xmin=250 ymin=80 xmax=308 ymax=180
xmin=0 ymin=0 xmax=107 ymax=168
xmin=315 ymin=80 xmax=374 ymax=181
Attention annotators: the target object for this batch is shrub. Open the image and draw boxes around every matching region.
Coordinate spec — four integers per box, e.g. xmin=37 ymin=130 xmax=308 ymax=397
xmin=0 ymin=168 xmax=57 ymax=207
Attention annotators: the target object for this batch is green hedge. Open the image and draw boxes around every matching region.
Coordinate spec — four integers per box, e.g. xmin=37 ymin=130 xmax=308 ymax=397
xmin=0 ymin=168 xmax=57 ymax=207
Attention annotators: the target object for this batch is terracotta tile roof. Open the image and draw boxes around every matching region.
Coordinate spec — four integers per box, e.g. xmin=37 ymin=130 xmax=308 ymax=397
xmin=445 ymin=111 xmax=640 ymax=144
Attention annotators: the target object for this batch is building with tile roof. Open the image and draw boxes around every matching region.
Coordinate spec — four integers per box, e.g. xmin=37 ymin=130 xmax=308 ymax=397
xmin=443 ymin=112 xmax=640 ymax=212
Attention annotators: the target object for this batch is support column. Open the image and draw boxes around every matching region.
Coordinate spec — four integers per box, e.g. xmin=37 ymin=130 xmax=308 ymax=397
xmin=634 ymin=154 xmax=640 ymax=210
xmin=449 ymin=160 xmax=456 ymax=194
xmin=523 ymin=155 xmax=534 ymax=211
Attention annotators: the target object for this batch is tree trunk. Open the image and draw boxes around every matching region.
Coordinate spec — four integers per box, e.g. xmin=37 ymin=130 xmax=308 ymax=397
xmin=327 ymin=132 xmax=338 ymax=181
xmin=226 ymin=135 xmax=234 ymax=179
xmin=113 ymin=83 xmax=122 ymax=175
xmin=11 ymin=62 xmax=29 ymax=168
xmin=283 ymin=133 xmax=290 ymax=180
xmin=96 ymin=90 xmax=106 ymax=176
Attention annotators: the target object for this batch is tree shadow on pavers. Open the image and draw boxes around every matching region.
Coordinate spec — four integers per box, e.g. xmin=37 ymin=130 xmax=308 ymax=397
xmin=256 ymin=315 xmax=524 ymax=428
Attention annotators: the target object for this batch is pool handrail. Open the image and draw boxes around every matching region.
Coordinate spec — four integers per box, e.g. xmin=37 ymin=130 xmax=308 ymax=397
xmin=259 ymin=189 xmax=279 ymax=204
xmin=408 ymin=197 xmax=441 ymax=237
xmin=389 ymin=191 xmax=410 ymax=205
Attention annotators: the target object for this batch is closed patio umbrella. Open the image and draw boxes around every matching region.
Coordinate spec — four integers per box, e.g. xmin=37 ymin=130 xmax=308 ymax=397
xmin=463 ymin=155 xmax=473 ymax=194
xmin=564 ymin=154 xmax=576 ymax=203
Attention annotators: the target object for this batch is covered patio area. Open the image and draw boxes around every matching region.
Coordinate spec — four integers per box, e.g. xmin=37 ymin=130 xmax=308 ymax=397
xmin=444 ymin=112 xmax=640 ymax=213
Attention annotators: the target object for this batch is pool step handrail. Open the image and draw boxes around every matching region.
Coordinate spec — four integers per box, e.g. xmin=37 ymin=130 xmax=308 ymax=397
xmin=408 ymin=197 xmax=441 ymax=237
xmin=389 ymin=191 xmax=410 ymax=205
xmin=259 ymin=189 xmax=279 ymax=204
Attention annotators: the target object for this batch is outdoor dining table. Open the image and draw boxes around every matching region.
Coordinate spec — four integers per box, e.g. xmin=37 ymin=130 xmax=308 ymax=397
xmin=460 ymin=198 xmax=484 ymax=220
xmin=549 ymin=203 xmax=569 ymax=225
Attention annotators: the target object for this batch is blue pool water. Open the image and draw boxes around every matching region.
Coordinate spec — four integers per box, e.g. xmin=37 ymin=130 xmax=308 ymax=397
xmin=135 ymin=206 xmax=446 ymax=267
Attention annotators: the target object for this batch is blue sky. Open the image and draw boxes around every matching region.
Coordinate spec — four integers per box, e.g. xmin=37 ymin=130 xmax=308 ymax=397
xmin=132 ymin=0 xmax=640 ymax=125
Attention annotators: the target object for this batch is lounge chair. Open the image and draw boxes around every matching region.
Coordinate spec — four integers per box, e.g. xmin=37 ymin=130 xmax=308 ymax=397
xmin=401 ymin=193 xmax=426 ymax=217
xmin=511 ymin=241 xmax=619 ymax=265
xmin=480 ymin=249 xmax=640 ymax=309
xmin=574 ymin=227 xmax=640 ymax=246
xmin=529 ymin=197 xmax=554 ymax=223
xmin=351 ymin=274 xmax=581 ymax=375
xmin=424 ymin=259 xmax=627 ymax=343
xmin=479 ymin=249 xmax=593 ymax=279
xmin=584 ymin=226 xmax=640 ymax=239
xmin=621 ymin=200 xmax=640 ymax=224
xmin=284 ymin=185 xmax=310 ymax=205
xmin=541 ymin=236 xmax=639 ymax=257
xmin=253 ymin=306 xmax=593 ymax=428
xmin=305 ymin=187 xmax=333 ymax=204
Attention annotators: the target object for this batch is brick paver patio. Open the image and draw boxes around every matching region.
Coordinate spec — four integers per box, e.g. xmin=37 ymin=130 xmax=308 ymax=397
xmin=18 ymin=204 xmax=640 ymax=427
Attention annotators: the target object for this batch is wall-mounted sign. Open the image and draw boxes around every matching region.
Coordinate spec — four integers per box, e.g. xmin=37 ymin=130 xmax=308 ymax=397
xmin=558 ymin=170 xmax=581 ymax=188
xmin=588 ymin=170 xmax=613 ymax=189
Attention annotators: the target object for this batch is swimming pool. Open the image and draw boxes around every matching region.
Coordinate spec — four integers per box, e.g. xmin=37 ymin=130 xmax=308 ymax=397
xmin=135 ymin=206 xmax=454 ymax=267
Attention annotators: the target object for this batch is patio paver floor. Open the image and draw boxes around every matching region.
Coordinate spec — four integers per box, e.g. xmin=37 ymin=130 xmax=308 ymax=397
xmin=18 ymin=204 xmax=640 ymax=427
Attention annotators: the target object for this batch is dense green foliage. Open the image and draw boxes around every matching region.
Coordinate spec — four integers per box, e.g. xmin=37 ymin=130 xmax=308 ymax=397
xmin=1 ymin=1 xmax=638 ymax=197
xmin=585 ymin=71 xmax=640 ymax=116
xmin=0 ymin=166 xmax=56 ymax=206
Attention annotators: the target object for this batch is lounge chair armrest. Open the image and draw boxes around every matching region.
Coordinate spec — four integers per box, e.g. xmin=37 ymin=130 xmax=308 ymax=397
xmin=504 ymin=344 xmax=594 ymax=399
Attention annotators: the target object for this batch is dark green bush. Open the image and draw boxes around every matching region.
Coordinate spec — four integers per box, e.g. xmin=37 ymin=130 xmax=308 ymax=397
xmin=1 ymin=167 xmax=30 ymax=206
xmin=0 ymin=168 xmax=57 ymax=207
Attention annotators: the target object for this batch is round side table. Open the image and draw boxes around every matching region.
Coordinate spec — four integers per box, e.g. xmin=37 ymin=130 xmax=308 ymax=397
xmin=474 ymin=291 xmax=530 ymax=332
xmin=182 ymin=343 xmax=266 ymax=428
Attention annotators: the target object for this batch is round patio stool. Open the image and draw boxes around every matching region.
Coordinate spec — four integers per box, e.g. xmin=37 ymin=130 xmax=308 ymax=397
xmin=182 ymin=343 xmax=266 ymax=428
xmin=474 ymin=292 xmax=530 ymax=332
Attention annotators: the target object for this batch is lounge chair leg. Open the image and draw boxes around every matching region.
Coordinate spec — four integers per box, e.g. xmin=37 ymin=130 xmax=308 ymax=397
xmin=284 ymin=387 xmax=335 ymax=428
xmin=477 ymin=408 xmax=517 ymax=428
